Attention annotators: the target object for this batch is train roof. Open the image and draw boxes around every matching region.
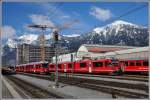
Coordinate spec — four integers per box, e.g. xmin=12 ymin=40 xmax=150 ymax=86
xmin=16 ymin=61 xmax=49 ymax=66
xmin=104 ymin=47 xmax=148 ymax=56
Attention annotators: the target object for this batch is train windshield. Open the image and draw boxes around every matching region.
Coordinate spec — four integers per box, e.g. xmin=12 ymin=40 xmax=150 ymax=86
xmin=42 ymin=63 xmax=48 ymax=68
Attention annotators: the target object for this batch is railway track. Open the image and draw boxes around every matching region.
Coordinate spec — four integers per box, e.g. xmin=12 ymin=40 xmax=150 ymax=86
xmin=18 ymin=72 xmax=149 ymax=98
xmin=5 ymin=75 xmax=64 ymax=99
xmin=51 ymin=73 xmax=148 ymax=82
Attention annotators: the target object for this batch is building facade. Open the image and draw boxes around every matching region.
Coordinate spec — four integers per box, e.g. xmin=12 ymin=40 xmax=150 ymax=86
xmin=16 ymin=44 xmax=55 ymax=64
xmin=76 ymin=44 xmax=135 ymax=59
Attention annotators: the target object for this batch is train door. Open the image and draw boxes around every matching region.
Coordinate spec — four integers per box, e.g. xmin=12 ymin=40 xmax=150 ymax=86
xmin=64 ymin=64 xmax=67 ymax=72
xmin=68 ymin=63 xmax=73 ymax=73
xmin=33 ymin=64 xmax=36 ymax=73
xmin=88 ymin=61 xmax=92 ymax=73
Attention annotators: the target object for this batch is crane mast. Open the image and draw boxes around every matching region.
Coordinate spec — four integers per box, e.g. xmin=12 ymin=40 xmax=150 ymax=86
xmin=39 ymin=32 xmax=45 ymax=62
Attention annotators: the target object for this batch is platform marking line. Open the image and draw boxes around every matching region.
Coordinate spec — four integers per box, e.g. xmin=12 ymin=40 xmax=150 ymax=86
xmin=3 ymin=77 xmax=22 ymax=99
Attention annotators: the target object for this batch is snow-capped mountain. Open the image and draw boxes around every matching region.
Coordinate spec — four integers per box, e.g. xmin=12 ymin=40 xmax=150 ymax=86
xmin=86 ymin=20 xmax=148 ymax=46
xmin=5 ymin=20 xmax=148 ymax=49
xmin=5 ymin=33 xmax=80 ymax=48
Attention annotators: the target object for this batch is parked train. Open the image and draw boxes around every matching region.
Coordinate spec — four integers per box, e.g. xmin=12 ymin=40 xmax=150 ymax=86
xmin=15 ymin=59 xmax=149 ymax=75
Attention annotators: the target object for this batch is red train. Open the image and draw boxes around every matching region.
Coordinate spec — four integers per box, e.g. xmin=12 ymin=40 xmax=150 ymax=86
xmin=15 ymin=59 xmax=149 ymax=75
xmin=119 ymin=59 xmax=148 ymax=74
xmin=15 ymin=62 xmax=49 ymax=74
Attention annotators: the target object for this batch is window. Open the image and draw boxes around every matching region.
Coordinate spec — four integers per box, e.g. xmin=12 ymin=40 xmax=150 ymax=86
xmin=143 ymin=61 xmax=148 ymax=66
xmin=58 ymin=64 xmax=61 ymax=69
xmin=68 ymin=64 xmax=73 ymax=68
xmin=80 ymin=63 xmax=86 ymax=68
xmin=93 ymin=62 xmax=103 ymax=67
xmin=129 ymin=62 xmax=135 ymax=66
xmin=42 ymin=63 xmax=48 ymax=68
xmin=50 ymin=65 xmax=54 ymax=68
xmin=136 ymin=62 xmax=141 ymax=66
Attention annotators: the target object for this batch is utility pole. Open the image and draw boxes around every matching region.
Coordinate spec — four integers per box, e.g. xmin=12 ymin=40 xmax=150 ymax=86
xmin=53 ymin=30 xmax=59 ymax=88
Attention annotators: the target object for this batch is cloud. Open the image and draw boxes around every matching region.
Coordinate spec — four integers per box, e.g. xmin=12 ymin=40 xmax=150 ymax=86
xmin=29 ymin=14 xmax=54 ymax=27
xmin=61 ymin=15 xmax=70 ymax=19
xmin=2 ymin=25 xmax=16 ymax=39
xmin=90 ymin=6 xmax=113 ymax=21
xmin=41 ymin=3 xmax=71 ymax=22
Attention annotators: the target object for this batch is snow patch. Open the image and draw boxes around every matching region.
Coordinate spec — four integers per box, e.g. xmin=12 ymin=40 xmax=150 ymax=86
xmin=18 ymin=34 xmax=38 ymax=44
xmin=6 ymin=39 xmax=17 ymax=48
xmin=63 ymin=34 xmax=80 ymax=37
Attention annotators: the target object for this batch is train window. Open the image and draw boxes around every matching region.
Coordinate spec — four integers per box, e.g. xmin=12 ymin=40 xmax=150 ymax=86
xmin=42 ymin=63 xmax=48 ymax=68
xmin=50 ymin=65 xmax=54 ymax=68
xmin=143 ymin=61 xmax=148 ymax=66
xmin=136 ymin=62 xmax=141 ymax=66
xmin=80 ymin=63 xmax=86 ymax=68
xmin=68 ymin=64 xmax=73 ymax=68
xmin=129 ymin=62 xmax=135 ymax=66
xmin=93 ymin=62 xmax=103 ymax=67
xmin=58 ymin=64 xmax=61 ymax=69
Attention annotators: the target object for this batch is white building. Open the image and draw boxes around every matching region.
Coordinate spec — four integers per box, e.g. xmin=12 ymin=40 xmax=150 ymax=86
xmin=52 ymin=53 xmax=79 ymax=63
xmin=76 ymin=44 xmax=135 ymax=59
xmin=104 ymin=46 xmax=149 ymax=60
xmin=52 ymin=44 xmax=148 ymax=63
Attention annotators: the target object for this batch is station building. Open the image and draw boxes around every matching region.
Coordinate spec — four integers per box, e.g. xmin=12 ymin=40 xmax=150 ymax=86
xmin=76 ymin=44 xmax=135 ymax=59
xmin=104 ymin=46 xmax=148 ymax=60
xmin=52 ymin=44 xmax=148 ymax=63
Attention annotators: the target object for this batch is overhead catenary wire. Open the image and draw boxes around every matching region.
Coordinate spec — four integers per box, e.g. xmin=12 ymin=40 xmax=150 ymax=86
xmin=101 ymin=4 xmax=147 ymax=26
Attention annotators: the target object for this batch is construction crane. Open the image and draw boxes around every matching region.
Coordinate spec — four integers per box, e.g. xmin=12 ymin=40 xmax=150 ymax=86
xmin=28 ymin=19 xmax=79 ymax=62
xmin=28 ymin=19 xmax=79 ymax=88
xmin=28 ymin=25 xmax=48 ymax=62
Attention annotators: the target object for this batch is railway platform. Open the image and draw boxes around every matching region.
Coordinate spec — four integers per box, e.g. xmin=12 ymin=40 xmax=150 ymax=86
xmin=2 ymin=76 xmax=21 ymax=99
xmin=11 ymin=74 xmax=113 ymax=98
xmin=2 ymin=74 xmax=119 ymax=99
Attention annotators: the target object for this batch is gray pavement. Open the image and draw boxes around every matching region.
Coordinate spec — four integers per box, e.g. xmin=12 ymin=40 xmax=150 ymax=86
xmin=2 ymin=80 xmax=13 ymax=99
xmin=13 ymin=74 xmax=113 ymax=98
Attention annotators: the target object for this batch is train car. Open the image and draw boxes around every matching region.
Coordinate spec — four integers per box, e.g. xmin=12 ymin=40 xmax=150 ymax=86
xmin=15 ymin=66 xmax=19 ymax=72
xmin=15 ymin=61 xmax=49 ymax=74
xmin=91 ymin=59 xmax=120 ymax=74
xmin=60 ymin=62 xmax=74 ymax=73
xmin=49 ymin=62 xmax=75 ymax=73
xmin=74 ymin=60 xmax=92 ymax=73
xmin=119 ymin=59 xmax=149 ymax=74
xmin=31 ymin=62 xmax=49 ymax=73
xmin=2 ymin=66 xmax=16 ymax=75
xmin=74 ymin=59 xmax=120 ymax=74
